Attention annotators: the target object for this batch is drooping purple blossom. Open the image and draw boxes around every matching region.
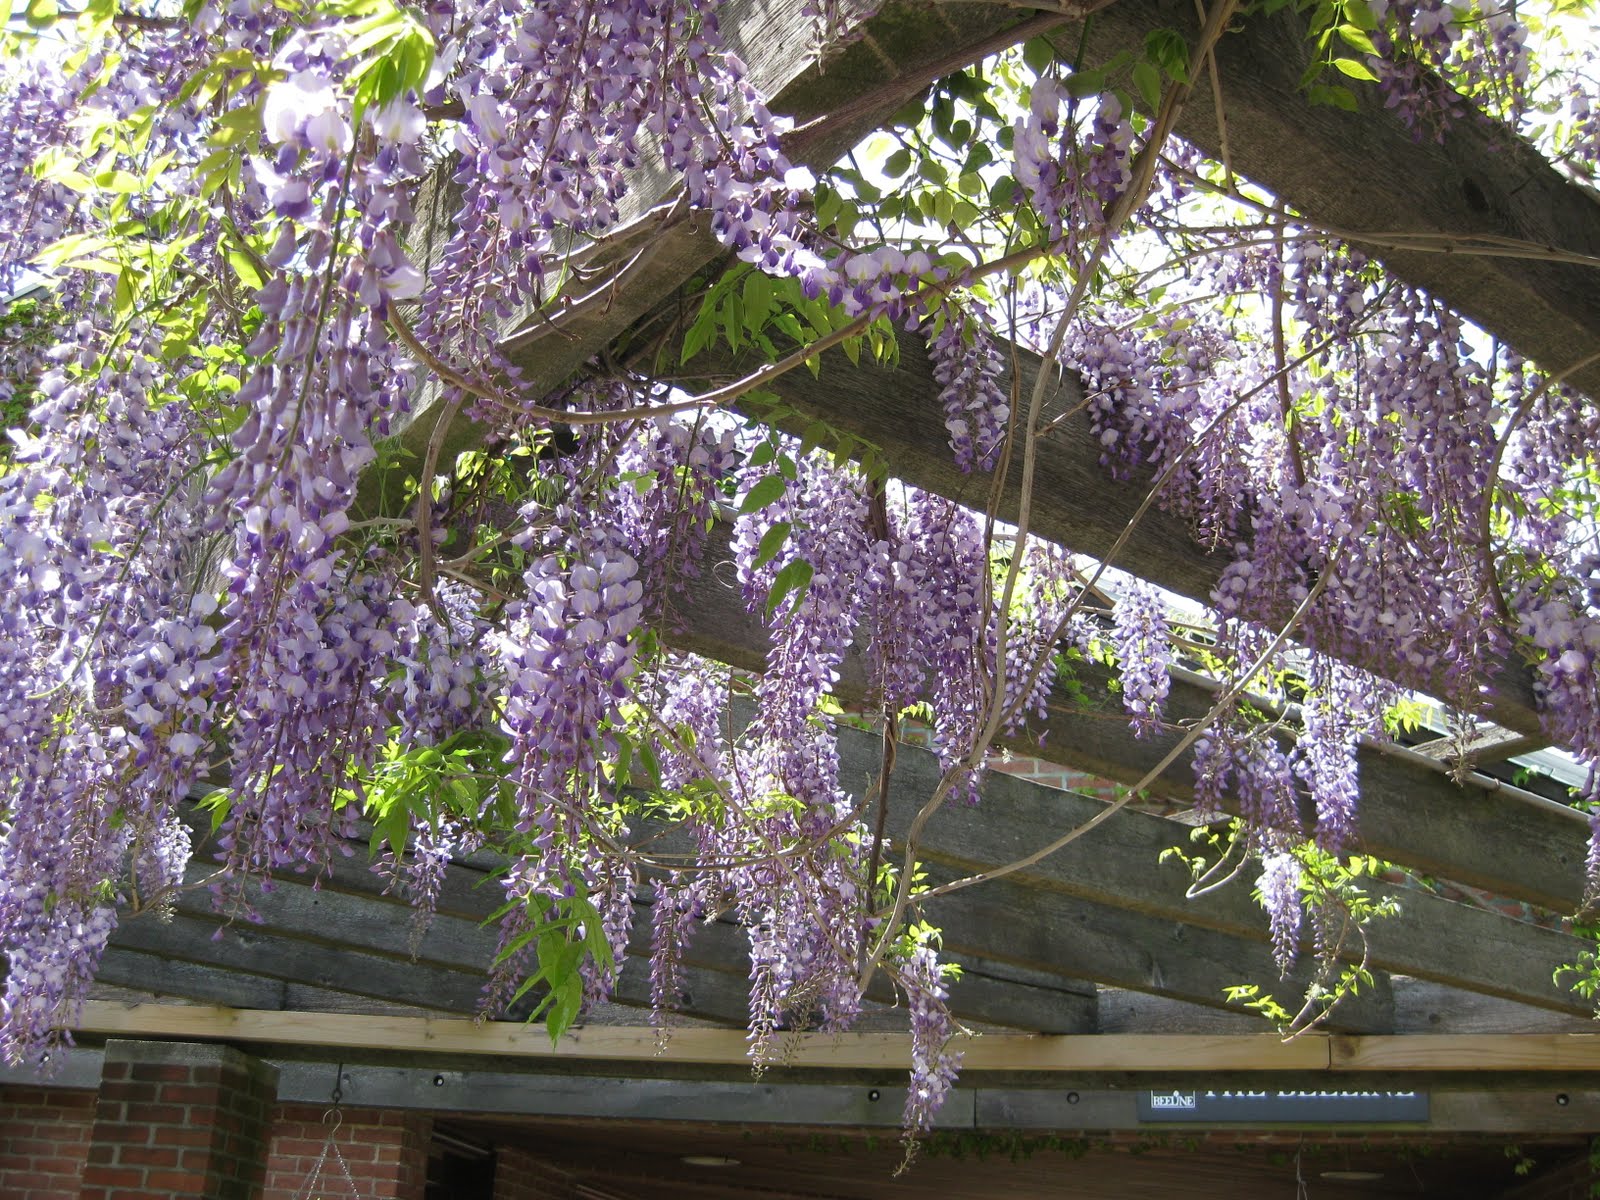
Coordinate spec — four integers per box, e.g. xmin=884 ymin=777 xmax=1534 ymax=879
xmin=928 ymin=306 xmax=1010 ymax=474
xmin=1110 ymin=581 xmax=1171 ymax=739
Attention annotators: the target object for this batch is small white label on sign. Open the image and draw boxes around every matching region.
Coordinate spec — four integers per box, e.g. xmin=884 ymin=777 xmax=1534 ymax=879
xmin=1148 ymin=1091 xmax=1198 ymax=1110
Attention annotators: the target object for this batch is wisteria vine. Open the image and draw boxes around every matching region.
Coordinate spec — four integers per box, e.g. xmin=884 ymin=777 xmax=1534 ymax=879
xmin=1 ymin=0 xmax=1598 ymax=1145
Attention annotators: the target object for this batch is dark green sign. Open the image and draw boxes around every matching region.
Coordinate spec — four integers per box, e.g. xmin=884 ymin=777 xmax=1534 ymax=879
xmin=1140 ymin=1089 xmax=1429 ymax=1123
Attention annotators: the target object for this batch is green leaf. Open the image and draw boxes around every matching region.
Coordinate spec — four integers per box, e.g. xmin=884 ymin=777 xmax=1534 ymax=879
xmin=765 ymin=557 xmax=813 ymax=617
xmin=1308 ymin=82 xmax=1360 ymax=110
xmin=1133 ymin=61 xmax=1163 ymax=110
xmin=742 ymin=272 xmax=774 ymax=329
xmin=1343 ymin=0 xmax=1379 ymax=28
xmin=1021 ymin=35 xmax=1057 ymax=74
xmin=752 ymin=520 xmax=791 ymax=570
xmin=1332 ymin=57 xmax=1378 ymax=82
xmin=1145 ymin=28 xmax=1191 ymax=83
xmin=24 ymin=0 xmax=58 ymax=28
xmin=739 ymin=473 xmax=787 ymax=514
xmin=1063 ymin=68 xmax=1106 ymax=99
xmin=545 ymin=974 xmax=584 ymax=1043
xmin=798 ymin=421 xmax=829 ymax=457
xmin=883 ymin=148 xmax=912 ymax=178
xmin=1337 ymin=24 xmax=1379 ymax=55
xmin=227 ymin=250 xmax=265 ymax=291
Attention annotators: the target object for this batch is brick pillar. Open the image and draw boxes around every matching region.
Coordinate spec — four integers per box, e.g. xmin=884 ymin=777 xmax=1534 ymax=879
xmin=0 ymin=1085 xmax=97 ymax=1199
xmin=79 ymin=1040 xmax=277 ymax=1200
xmin=261 ymin=1105 xmax=431 ymax=1200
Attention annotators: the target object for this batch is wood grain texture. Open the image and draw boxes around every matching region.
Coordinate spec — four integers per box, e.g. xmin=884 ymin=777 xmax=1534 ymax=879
xmin=71 ymin=1003 xmax=1600 ymax=1073
xmin=682 ymin=317 xmax=1551 ymax=741
xmin=1330 ymin=1033 xmax=1600 ymax=1072
xmin=71 ymin=1002 xmax=1333 ymax=1069
xmin=1065 ymin=0 xmax=1600 ymax=402
xmin=832 ymin=721 xmax=1588 ymax=1014
xmin=372 ymin=0 xmax=1036 ymax=515
xmin=671 ymin=522 xmax=1590 ymax=913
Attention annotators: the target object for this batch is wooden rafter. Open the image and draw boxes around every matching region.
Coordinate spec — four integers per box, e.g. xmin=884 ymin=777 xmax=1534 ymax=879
xmin=67 ymin=1002 xmax=1600 ymax=1073
xmin=667 ymin=526 xmax=1590 ymax=913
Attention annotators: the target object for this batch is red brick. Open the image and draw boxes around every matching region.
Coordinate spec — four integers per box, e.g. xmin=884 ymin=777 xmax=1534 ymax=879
xmin=160 ymin=1083 xmax=223 ymax=1105
xmin=117 ymin=1146 xmax=182 ymax=1168
xmin=143 ymin=1168 xmax=209 ymax=1190
xmin=121 ymin=1102 xmax=188 ymax=1125
xmin=80 ymin=1165 xmax=148 ymax=1187
xmin=95 ymin=1123 xmax=153 ymax=1145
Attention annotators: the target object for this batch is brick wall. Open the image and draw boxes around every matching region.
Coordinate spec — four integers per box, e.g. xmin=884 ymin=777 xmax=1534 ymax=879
xmin=261 ymin=1104 xmax=431 ymax=1200
xmin=80 ymin=1040 xmax=278 ymax=1200
xmin=0 ymin=1086 xmax=97 ymax=1200
xmin=0 ymin=1047 xmax=432 ymax=1200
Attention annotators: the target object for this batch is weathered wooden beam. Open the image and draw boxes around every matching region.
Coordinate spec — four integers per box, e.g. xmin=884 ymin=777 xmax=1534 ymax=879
xmin=1410 ymin=729 xmax=1549 ymax=768
xmin=623 ymin=909 xmax=1100 ymax=1034
xmin=90 ymin=954 xmax=445 ymax=1018
xmin=672 ymin=524 xmax=1591 ymax=913
xmin=678 ymin=327 xmax=1552 ymax=744
xmin=922 ymin=870 xmax=1396 ymax=1031
xmin=1389 ymin=981 xmax=1600 ymax=1036
xmin=66 ymin=1003 xmax=1600 ymax=1072
xmin=1063 ymin=0 xmax=1600 ymax=402
xmin=106 ymin=908 xmax=491 ymax=1012
xmin=1097 ymin=983 xmax=1600 ymax=1036
xmin=836 ymin=726 xmax=1590 ymax=1015
xmin=375 ymin=0 xmax=1042 ymax=513
xmin=142 ymin=820 xmax=1102 ymax=1032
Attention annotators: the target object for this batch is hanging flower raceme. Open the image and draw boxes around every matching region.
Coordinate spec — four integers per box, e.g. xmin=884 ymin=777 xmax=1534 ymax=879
xmin=928 ymin=306 xmax=1010 ymax=474
xmin=870 ymin=491 xmax=988 ymax=790
xmin=1294 ymin=658 xmax=1389 ymax=853
xmin=732 ymin=451 xmax=879 ymax=741
xmin=1110 ymin=580 xmax=1172 ymax=739
xmin=898 ymin=938 xmax=963 ymax=1134
xmin=1012 ymin=83 xmax=1134 ymax=249
xmin=0 ymin=317 xmax=217 ymax=1064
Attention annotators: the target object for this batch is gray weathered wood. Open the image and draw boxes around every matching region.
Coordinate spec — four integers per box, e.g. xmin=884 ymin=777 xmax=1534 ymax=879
xmin=679 ymin=325 xmax=1551 ymax=742
xmin=620 ymin=905 xmax=1100 ymax=1034
xmin=833 ymin=724 xmax=1590 ymax=1014
xmin=107 ymin=910 xmax=490 ymax=1011
xmin=91 ymin=955 xmax=445 ymax=1018
xmin=1064 ymin=0 xmax=1600 ymax=403
xmin=1389 ymin=980 xmax=1600 ymax=1036
xmin=919 ymin=871 xmax=1395 ymax=1032
xmin=374 ymin=0 xmax=1042 ymax=515
xmin=672 ymin=523 xmax=1591 ymax=914
xmin=1101 ymin=980 xmax=1600 ymax=1036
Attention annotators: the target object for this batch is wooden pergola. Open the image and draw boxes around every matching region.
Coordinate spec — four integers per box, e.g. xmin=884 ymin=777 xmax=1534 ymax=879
xmin=12 ymin=0 xmax=1600 ymax=1196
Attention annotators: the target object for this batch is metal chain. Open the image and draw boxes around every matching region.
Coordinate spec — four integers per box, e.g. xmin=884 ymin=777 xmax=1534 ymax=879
xmin=291 ymin=1063 xmax=369 ymax=1200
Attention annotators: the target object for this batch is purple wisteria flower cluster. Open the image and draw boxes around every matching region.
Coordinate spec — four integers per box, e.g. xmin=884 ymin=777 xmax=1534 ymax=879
xmin=928 ymin=306 xmax=1010 ymax=474
xmin=1013 ymin=84 xmax=1134 ymax=249
xmin=1 ymin=0 xmax=1598 ymax=1144
xmin=1110 ymin=581 xmax=1172 ymax=739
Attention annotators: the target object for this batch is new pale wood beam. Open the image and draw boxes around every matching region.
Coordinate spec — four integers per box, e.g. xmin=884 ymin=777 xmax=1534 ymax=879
xmin=68 ymin=1003 xmax=1600 ymax=1073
